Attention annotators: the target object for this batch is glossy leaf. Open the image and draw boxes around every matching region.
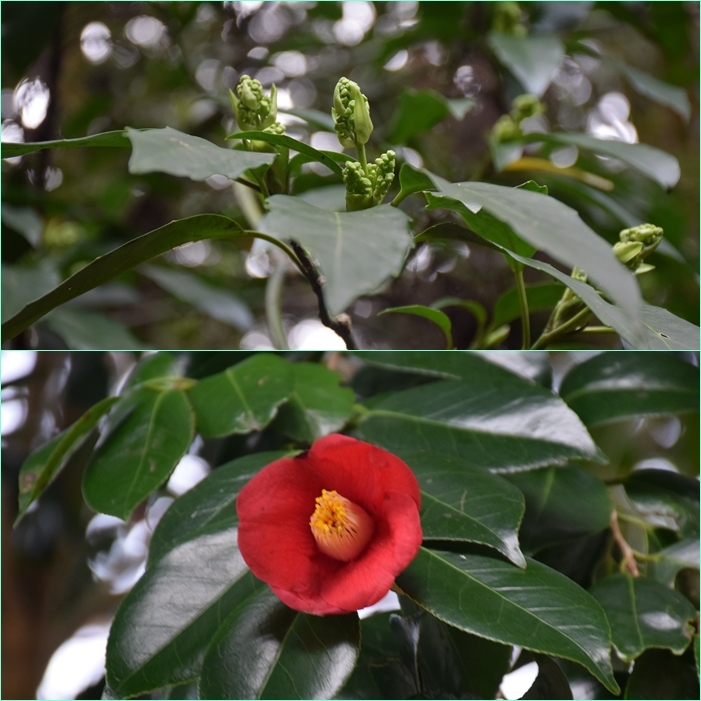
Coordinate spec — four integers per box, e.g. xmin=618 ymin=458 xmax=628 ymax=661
xmin=127 ymin=127 xmax=274 ymax=181
xmin=140 ymin=265 xmax=253 ymax=331
xmin=15 ymin=396 xmax=120 ymax=524
xmin=106 ymin=526 xmax=263 ymax=697
xmin=273 ymin=363 xmax=355 ymax=443
xmin=82 ymin=386 xmax=194 ymax=520
xmin=199 ymin=588 xmax=360 ymax=700
xmin=648 ymin=538 xmax=700 ymax=587
xmin=624 ymin=470 xmax=699 ymax=538
xmin=148 ymin=451 xmax=289 ymax=566
xmin=259 ymin=196 xmax=413 ymax=315
xmin=379 ymin=305 xmax=453 ymax=349
xmin=389 ymin=88 xmax=473 ymax=144
xmin=226 ymin=130 xmax=346 ymax=176
xmin=404 ymin=451 xmax=525 ymax=567
xmin=419 ymin=169 xmax=642 ymax=326
xmin=357 ymin=355 xmax=603 ymax=472
xmin=505 ymin=466 xmax=613 ymax=552
xmin=396 ymin=548 xmax=619 ymax=693
xmin=488 ymin=32 xmax=565 ymax=96
xmin=186 ymin=353 xmax=293 ymax=438
xmin=624 ymin=648 xmax=700 ymax=700
xmin=125 ymin=352 xmax=181 ymax=390
xmin=521 ymin=132 xmax=681 ymax=190
xmin=1 ymin=129 xmax=131 ymax=158
xmin=589 ymin=574 xmax=696 ymax=661
xmin=1 ymin=214 xmax=264 ymax=342
xmin=560 ymin=352 xmax=699 ymax=426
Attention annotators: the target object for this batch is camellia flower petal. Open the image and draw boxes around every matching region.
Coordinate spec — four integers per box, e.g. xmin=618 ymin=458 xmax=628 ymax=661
xmin=236 ymin=434 xmax=422 ymax=615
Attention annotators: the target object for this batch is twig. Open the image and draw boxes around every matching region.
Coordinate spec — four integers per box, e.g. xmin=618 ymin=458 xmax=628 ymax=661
xmin=610 ymin=511 xmax=640 ymax=576
xmin=288 ymin=240 xmax=358 ymax=350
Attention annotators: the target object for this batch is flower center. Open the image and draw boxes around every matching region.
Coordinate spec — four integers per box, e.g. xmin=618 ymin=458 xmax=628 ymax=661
xmin=309 ymin=489 xmax=374 ymax=562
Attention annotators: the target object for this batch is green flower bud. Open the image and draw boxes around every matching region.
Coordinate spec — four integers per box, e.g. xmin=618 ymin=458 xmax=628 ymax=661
xmin=493 ymin=2 xmax=527 ymax=36
xmin=491 ymin=114 xmax=520 ymax=143
xmin=613 ymin=240 xmax=644 ymax=265
xmin=230 ymin=75 xmax=280 ymax=132
xmin=617 ymin=223 xmax=663 ymax=272
xmin=511 ymin=94 xmax=545 ymax=122
xmin=352 ymin=84 xmax=373 ymax=145
xmin=229 ymin=89 xmax=243 ymax=127
xmin=372 ymin=150 xmax=396 ymax=204
xmin=263 ymin=121 xmax=285 ymax=136
xmin=332 ymin=77 xmax=373 ymax=148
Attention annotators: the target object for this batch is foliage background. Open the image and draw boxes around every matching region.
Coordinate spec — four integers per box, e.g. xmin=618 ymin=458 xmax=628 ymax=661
xmin=1 ymin=349 xmax=698 ymax=699
xmin=2 ymin=1 xmax=699 ymax=350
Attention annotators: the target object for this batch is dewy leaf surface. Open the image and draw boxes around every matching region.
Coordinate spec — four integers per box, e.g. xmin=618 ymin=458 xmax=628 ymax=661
xmin=107 ymin=527 xmax=263 ymax=698
xmin=127 ymin=127 xmax=274 ymax=181
xmin=199 ymin=588 xmax=360 ymax=700
xmin=420 ymin=170 xmax=641 ymax=327
xmin=404 ymin=452 xmax=526 ymax=567
xmin=560 ymin=352 xmax=699 ymax=426
xmin=259 ymin=196 xmax=413 ymax=315
xmin=589 ymin=574 xmax=696 ymax=661
xmin=396 ymin=548 xmax=619 ymax=693
xmin=187 ymin=353 xmax=293 ymax=438
xmin=82 ymin=386 xmax=194 ymax=521
xmin=357 ymin=368 xmax=602 ymax=472
xmin=148 ymin=451 xmax=289 ymax=566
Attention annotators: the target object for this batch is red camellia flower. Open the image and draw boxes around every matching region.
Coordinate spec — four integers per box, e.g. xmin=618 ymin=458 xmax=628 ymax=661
xmin=236 ymin=434 xmax=422 ymax=615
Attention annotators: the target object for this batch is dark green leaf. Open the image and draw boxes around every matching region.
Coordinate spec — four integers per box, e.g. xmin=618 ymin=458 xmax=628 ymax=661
xmin=505 ymin=466 xmax=613 ymax=552
xmin=418 ymin=168 xmax=641 ymax=328
xmin=648 ymin=538 xmax=700 ymax=587
xmin=405 ymin=451 xmax=525 ymax=567
xmin=259 ymin=196 xmax=412 ymax=316
xmin=273 ymin=363 xmax=355 ymax=443
xmin=106 ymin=527 xmax=263 ymax=697
xmin=488 ymin=32 xmax=565 ymax=96
xmin=199 ymin=588 xmax=360 ymax=700
xmin=522 ymin=654 xmax=573 ymax=700
xmin=590 ymin=574 xmax=696 ymax=661
xmin=45 ymin=308 xmax=148 ymax=350
xmin=357 ymin=354 xmax=603 ymax=472
xmin=414 ymin=220 xmax=501 ymax=251
xmin=15 ymin=396 xmax=120 ymax=524
xmin=624 ymin=470 xmax=699 ymax=538
xmin=624 ymin=647 xmax=700 ymax=700
xmin=2 ymin=260 xmax=60 ymax=321
xmin=83 ymin=386 xmax=194 ymax=520
xmin=127 ymin=127 xmax=274 ymax=181
xmin=187 ymin=353 xmax=293 ymax=438
xmin=379 ymin=305 xmax=453 ymax=349
xmin=490 ymin=283 xmax=564 ymax=330
xmin=1 ymin=129 xmax=131 ymax=158
xmin=396 ymin=548 xmax=619 ymax=694
xmin=226 ymin=130 xmax=345 ymax=176
xmin=125 ymin=352 xmax=182 ymax=390
xmin=1 ymin=214 xmax=260 ymax=342
xmin=395 ymin=162 xmax=437 ymax=203
xmin=560 ymin=352 xmax=699 ymax=426
xmin=140 ymin=265 xmax=253 ymax=331
xmin=148 ymin=451 xmax=289 ymax=566
xmin=521 ymin=132 xmax=681 ymax=190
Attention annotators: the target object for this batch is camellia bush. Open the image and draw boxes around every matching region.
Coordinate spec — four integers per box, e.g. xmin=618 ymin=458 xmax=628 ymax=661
xmin=1 ymin=2 xmax=698 ymax=350
xmin=10 ymin=350 xmax=700 ymax=699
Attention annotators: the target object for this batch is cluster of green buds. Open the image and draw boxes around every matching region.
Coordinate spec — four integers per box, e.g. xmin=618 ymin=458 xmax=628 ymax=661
xmin=343 ymin=151 xmax=396 ymax=211
xmin=229 ymin=75 xmax=283 ymax=133
xmin=492 ymin=93 xmax=545 ymax=142
xmin=332 ymin=77 xmax=373 ymax=149
xmin=613 ymin=223 xmax=664 ymax=274
xmin=492 ymin=2 xmax=527 ymax=36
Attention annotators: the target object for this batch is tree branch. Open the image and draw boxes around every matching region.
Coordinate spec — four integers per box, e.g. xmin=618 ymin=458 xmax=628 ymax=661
xmin=288 ymin=239 xmax=358 ymax=350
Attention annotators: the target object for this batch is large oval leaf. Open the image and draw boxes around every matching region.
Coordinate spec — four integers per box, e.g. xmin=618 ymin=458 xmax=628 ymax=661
xmin=259 ymin=196 xmax=413 ymax=316
xmin=560 ymin=352 xmax=699 ymax=426
xmin=127 ymin=127 xmax=274 ymax=181
xmin=404 ymin=451 xmax=525 ymax=567
xmin=199 ymin=587 xmax=360 ymax=700
xmin=82 ymin=386 xmax=194 ymax=520
xmin=396 ymin=548 xmax=619 ymax=694
xmin=148 ymin=451 xmax=289 ymax=566
xmin=589 ymin=574 xmax=696 ymax=661
xmin=186 ymin=353 xmax=293 ymax=438
xmin=357 ymin=363 xmax=603 ymax=472
xmin=648 ymin=538 xmax=700 ymax=587
xmin=106 ymin=527 xmax=263 ymax=698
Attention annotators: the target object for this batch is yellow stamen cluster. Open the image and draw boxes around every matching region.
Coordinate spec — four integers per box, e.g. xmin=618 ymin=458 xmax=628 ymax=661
xmin=309 ymin=489 xmax=374 ymax=562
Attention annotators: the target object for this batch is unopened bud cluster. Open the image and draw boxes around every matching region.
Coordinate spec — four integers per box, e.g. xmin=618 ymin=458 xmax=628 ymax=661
xmin=333 ymin=78 xmax=373 ymax=148
xmin=492 ymin=93 xmax=545 ymax=142
xmin=230 ymin=75 xmax=282 ymax=133
xmin=493 ymin=2 xmax=527 ymax=36
xmin=614 ymin=223 xmax=663 ymax=274
xmin=343 ymin=150 xmax=396 ymax=211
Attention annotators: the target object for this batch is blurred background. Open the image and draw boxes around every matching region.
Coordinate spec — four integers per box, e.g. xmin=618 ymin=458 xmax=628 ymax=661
xmin=1 ymin=1 xmax=699 ymax=350
xmin=2 ymin=349 xmax=699 ymax=699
